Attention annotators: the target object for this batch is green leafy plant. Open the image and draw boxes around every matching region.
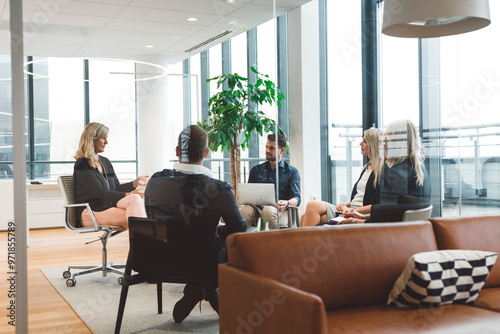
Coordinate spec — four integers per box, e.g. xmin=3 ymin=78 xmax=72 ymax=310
xmin=198 ymin=67 xmax=286 ymax=198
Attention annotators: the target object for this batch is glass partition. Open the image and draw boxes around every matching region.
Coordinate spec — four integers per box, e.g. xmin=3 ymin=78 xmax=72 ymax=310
xmin=327 ymin=0 xmax=363 ymax=205
xmin=439 ymin=0 xmax=500 ymax=217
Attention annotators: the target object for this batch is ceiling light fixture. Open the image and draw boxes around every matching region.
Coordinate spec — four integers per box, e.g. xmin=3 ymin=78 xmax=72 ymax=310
xmin=382 ymin=0 xmax=491 ymax=38
xmin=23 ymin=58 xmax=168 ymax=82
xmin=187 ymin=17 xmax=198 ymax=22
xmin=145 ymin=45 xmax=154 ymax=48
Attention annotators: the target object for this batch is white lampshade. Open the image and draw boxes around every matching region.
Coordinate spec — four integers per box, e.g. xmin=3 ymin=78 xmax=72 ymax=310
xmin=382 ymin=0 xmax=491 ymax=38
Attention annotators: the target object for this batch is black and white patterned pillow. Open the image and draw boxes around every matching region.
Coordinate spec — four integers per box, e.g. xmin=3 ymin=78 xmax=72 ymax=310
xmin=388 ymin=250 xmax=498 ymax=308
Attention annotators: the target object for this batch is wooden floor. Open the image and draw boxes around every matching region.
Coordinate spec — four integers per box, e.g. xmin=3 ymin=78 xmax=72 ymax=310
xmin=0 ymin=228 xmax=130 ymax=334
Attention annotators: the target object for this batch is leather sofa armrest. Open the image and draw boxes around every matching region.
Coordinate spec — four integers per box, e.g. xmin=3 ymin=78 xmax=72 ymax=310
xmin=219 ymin=264 xmax=328 ymax=334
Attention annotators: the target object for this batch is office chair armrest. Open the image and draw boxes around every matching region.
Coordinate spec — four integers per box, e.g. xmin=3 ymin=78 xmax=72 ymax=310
xmin=64 ymin=202 xmax=100 ymax=230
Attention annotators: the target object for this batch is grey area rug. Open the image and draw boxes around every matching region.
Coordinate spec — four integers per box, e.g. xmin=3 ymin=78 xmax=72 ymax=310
xmin=41 ymin=266 xmax=219 ymax=334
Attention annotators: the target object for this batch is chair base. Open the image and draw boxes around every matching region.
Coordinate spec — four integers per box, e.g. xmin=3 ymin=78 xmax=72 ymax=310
xmin=63 ymin=262 xmax=125 ymax=286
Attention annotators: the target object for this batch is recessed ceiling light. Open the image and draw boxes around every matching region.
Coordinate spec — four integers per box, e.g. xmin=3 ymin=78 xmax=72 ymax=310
xmin=187 ymin=17 xmax=197 ymax=22
xmin=227 ymin=0 xmax=235 ymax=3
xmin=145 ymin=45 xmax=154 ymax=48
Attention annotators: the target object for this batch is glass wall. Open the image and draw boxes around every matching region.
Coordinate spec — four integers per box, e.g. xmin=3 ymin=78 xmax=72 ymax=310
xmin=438 ymin=0 xmax=500 ymax=216
xmin=32 ymin=57 xmax=84 ymax=179
xmin=166 ymin=18 xmax=282 ymax=183
xmin=379 ymin=0 xmax=500 ymax=217
xmin=325 ymin=0 xmax=500 ymax=218
xmin=166 ymin=61 xmax=184 ymax=164
xmin=1 ymin=57 xmax=138 ymax=181
xmin=0 ymin=55 xmax=13 ymax=179
xmin=88 ymin=59 xmax=137 ymax=180
xmin=327 ymin=0 xmax=363 ymax=204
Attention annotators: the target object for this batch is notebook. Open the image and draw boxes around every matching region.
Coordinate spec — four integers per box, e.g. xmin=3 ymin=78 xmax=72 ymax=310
xmin=238 ymin=183 xmax=276 ymax=206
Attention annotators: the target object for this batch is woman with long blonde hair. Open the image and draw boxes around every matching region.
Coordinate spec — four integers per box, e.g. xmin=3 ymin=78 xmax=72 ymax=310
xmin=74 ymin=122 xmax=148 ymax=228
xmin=301 ymin=128 xmax=383 ymax=227
xmin=377 ymin=119 xmax=430 ymax=203
xmin=342 ymin=119 xmax=431 ymax=224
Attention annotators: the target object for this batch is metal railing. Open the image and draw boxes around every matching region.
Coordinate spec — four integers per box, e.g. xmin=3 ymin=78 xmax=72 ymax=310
xmin=330 ymin=123 xmax=500 ymax=213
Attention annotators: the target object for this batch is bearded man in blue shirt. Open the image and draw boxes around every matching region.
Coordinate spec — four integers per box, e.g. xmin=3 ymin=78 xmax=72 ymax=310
xmin=240 ymin=133 xmax=301 ymax=229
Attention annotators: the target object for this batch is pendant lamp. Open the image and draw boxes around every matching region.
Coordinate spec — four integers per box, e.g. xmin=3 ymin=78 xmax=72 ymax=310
xmin=382 ymin=0 xmax=491 ymax=38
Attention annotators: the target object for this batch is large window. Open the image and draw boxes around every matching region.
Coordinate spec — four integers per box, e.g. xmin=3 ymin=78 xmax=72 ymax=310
xmin=1 ymin=57 xmax=138 ymax=181
xmin=166 ymin=60 xmax=184 ymax=165
xmin=88 ymin=59 xmax=137 ymax=180
xmin=438 ymin=0 xmax=500 ymax=216
xmin=324 ymin=0 xmax=500 ymax=218
xmin=327 ymin=0 xmax=363 ymax=204
xmin=380 ymin=34 xmax=419 ymax=126
xmin=166 ymin=16 xmax=286 ymax=183
xmin=33 ymin=57 xmax=84 ymax=179
xmin=0 ymin=55 xmax=13 ymax=179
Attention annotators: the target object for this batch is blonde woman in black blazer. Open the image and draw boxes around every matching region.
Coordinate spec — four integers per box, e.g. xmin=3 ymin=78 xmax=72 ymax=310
xmin=73 ymin=122 xmax=148 ymax=228
xmin=301 ymin=128 xmax=383 ymax=227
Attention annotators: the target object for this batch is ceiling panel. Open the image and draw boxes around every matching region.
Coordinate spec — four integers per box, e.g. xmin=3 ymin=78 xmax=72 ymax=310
xmin=21 ymin=10 xmax=111 ymax=27
xmin=105 ymin=19 xmax=202 ymax=36
xmin=230 ymin=3 xmax=288 ymax=19
xmin=210 ymin=16 xmax=264 ymax=31
xmin=128 ymin=0 xmax=251 ymax=15
xmin=252 ymin=0 xmax=308 ymax=8
xmin=21 ymin=0 xmax=124 ymax=17
xmin=1 ymin=0 xmax=312 ymax=63
xmin=116 ymin=7 xmax=221 ymax=25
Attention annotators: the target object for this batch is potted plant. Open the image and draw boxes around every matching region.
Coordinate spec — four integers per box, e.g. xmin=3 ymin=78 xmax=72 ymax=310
xmin=198 ymin=67 xmax=285 ymax=199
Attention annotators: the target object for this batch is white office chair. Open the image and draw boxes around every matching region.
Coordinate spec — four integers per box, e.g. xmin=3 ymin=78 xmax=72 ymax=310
xmin=402 ymin=205 xmax=433 ymax=221
xmin=58 ymin=175 xmax=126 ymax=287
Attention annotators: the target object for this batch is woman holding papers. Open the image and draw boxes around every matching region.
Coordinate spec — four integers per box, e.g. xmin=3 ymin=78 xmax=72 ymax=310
xmin=301 ymin=128 xmax=383 ymax=226
xmin=73 ymin=122 xmax=148 ymax=228
xmin=341 ymin=119 xmax=431 ymax=224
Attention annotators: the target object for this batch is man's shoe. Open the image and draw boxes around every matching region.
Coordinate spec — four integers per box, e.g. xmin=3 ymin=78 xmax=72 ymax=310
xmin=206 ymin=290 xmax=219 ymax=315
xmin=172 ymin=293 xmax=202 ymax=323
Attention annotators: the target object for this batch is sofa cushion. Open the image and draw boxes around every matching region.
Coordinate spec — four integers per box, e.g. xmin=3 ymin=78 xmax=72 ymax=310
xmin=431 ymin=216 xmax=500 ymax=288
xmin=388 ymin=250 xmax=497 ymax=308
xmin=326 ymin=304 xmax=500 ymax=334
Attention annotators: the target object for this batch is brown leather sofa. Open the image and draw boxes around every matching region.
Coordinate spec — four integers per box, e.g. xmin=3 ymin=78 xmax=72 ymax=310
xmin=219 ymin=219 xmax=500 ymax=334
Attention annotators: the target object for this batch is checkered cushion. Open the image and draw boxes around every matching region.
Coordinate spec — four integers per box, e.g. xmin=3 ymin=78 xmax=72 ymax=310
xmin=388 ymin=250 xmax=498 ymax=308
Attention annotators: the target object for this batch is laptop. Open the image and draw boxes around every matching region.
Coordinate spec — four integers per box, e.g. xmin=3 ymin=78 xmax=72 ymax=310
xmin=238 ymin=183 xmax=276 ymax=206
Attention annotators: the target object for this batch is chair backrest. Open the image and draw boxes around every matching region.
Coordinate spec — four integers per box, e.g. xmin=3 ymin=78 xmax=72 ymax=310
xmin=58 ymin=175 xmax=79 ymax=230
xmin=402 ymin=205 xmax=433 ymax=221
xmin=128 ymin=216 xmax=218 ymax=284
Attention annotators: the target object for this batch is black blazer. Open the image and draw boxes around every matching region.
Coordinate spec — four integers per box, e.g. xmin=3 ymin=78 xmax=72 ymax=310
xmin=350 ymin=166 xmax=378 ymax=207
xmin=74 ymin=156 xmax=134 ymax=219
xmin=376 ymin=159 xmax=431 ymax=205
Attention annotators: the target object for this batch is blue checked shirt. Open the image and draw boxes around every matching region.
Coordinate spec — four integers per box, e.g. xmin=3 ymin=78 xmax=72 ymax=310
xmin=248 ymin=160 xmax=301 ymax=205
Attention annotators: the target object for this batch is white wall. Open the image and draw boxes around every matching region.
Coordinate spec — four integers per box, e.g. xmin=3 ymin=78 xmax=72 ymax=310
xmin=136 ymin=56 xmax=172 ymax=177
xmin=289 ymin=0 xmax=322 ymax=213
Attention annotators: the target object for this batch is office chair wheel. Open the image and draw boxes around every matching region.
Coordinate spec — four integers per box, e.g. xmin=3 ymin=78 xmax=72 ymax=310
xmin=118 ymin=276 xmax=123 ymax=285
xmin=66 ymin=278 xmax=76 ymax=287
xmin=63 ymin=270 xmax=71 ymax=279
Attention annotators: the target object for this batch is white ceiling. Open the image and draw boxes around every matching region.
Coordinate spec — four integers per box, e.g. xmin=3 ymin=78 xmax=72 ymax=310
xmin=0 ymin=0 xmax=311 ymax=64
